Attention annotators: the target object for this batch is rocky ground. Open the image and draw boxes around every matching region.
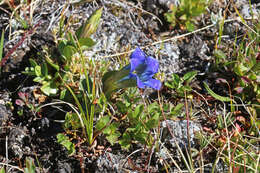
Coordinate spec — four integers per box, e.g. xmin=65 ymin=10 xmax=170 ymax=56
xmin=0 ymin=0 xmax=259 ymax=172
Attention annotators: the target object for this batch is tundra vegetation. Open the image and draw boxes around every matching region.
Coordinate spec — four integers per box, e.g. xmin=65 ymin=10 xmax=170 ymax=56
xmin=0 ymin=0 xmax=259 ymax=172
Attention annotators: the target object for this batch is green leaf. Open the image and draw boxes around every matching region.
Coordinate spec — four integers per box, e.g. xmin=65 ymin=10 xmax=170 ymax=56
xmin=95 ymin=116 xmax=110 ymax=131
xmin=163 ymin=103 xmax=170 ymax=112
xmin=62 ymin=45 xmax=77 ymax=61
xmin=166 ymin=73 xmax=181 ymax=89
xmin=58 ymin=40 xmax=67 ymax=53
xmin=116 ymin=101 xmax=128 ymax=114
xmin=102 ymin=68 xmax=136 ymax=99
xmin=79 ymin=37 xmax=96 ymax=50
xmin=79 ymin=75 xmax=93 ymax=94
xmin=182 ymin=85 xmax=192 ymax=92
xmin=164 ymin=6 xmax=177 ymax=27
xmin=170 ymin=103 xmax=184 ymax=116
xmin=203 ymin=82 xmax=232 ymax=102
xmin=33 ymin=76 xmax=44 ymax=83
xmin=18 ymin=18 xmax=29 ymax=30
xmin=250 ymin=62 xmax=260 ymax=72
xmin=146 ymin=113 xmax=159 ymax=129
xmin=119 ymin=133 xmax=131 ymax=150
xmin=46 ymin=56 xmax=59 ymax=71
xmin=103 ymin=122 xmax=119 ymax=134
xmin=185 ymin=20 xmax=195 ymax=32
xmin=191 ymin=6 xmax=206 ymax=16
xmin=67 ymin=32 xmax=77 ymax=49
xmin=0 ymin=29 xmax=4 ymax=62
xmin=165 ymin=81 xmax=174 ymax=89
xmin=57 ymin=133 xmax=75 ymax=156
xmin=76 ymin=8 xmax=103 ymax=39
xmin=147 ymin=102 xmax=159 ymax=113
xmin=60 ymin=89 xmax=70 ymax=100
xmin=64 ymin=112 xmax=81 ymax=130
xmin=172 ymin=73 xmax=181 ymax=87
xmin=180 ymin=14 xmax=187 ymax=21
xmin=183 ymin=71 xmax=197 ymax=83
xmin=42 ymin=62 xmax=48 ymax=77
xmin=29 ymin=59 xmax=38 ymax=67
xmin=105 ymin=131 xmax=120 ymax=145
xmin=132 ymin=104 xmax=144 ymax=120
xmin=35 ymin=66 xmax=41 ymax=77
xmin=214 ymin=49 xmax=227 ymax=60
xmin=133 ymin=129 xmax=148 ymax=144
xmin=41 ymin=82 xmax=58 ymax=96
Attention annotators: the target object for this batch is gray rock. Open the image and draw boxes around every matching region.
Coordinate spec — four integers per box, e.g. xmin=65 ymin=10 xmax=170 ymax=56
xmin=8 ymin=127 xmax=30 ymax=158
xmin=95 ymin=152 xmax=122 ymax=173
xmin=0 ymin=104 xmax=10 ymax=127
xmin=75 ymin=0 xmax=181 ymax=78
xmin=161 ymin=120 xmax=201 ymax=149
xmin=157 ymin=0 xmax=180 ymax=7
xmin=235 ymin=0 xmax=260 ymax=19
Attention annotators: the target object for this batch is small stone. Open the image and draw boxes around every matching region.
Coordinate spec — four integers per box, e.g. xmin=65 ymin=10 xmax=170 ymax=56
xmin=161 ymin=120 xmax=201 ymax=149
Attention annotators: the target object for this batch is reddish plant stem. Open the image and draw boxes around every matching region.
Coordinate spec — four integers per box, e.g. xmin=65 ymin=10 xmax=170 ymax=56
xmin=0 ymin=21 xmax=41 ymax=67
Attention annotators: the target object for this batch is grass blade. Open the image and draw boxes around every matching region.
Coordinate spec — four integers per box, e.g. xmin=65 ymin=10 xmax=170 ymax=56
xmin=0 ymin=30 xmax=4 ymax=62
xmin=203 ymin=82 xmax=232 ymax=102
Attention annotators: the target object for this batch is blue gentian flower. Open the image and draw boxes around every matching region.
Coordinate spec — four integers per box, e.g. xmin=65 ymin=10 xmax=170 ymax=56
xmin=124 ymin=47 xmax=161 ymax=90
xmin=102 ymin=47 xmax=161 ymax=99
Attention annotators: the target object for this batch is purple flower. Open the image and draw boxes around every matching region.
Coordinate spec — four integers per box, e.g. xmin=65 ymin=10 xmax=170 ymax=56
xmin=125 ymin=47 xmax=161 ymax=90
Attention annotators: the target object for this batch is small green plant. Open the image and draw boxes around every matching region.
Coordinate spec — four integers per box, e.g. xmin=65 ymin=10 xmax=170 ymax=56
xmin=57 ymin=133 xmax=76 ymax=155
xmin=23 ymin=8 xmax=104 ymax=147
xmin=103 ymin=87 xmax=184 ymax=150
xmin=165 ymin=71 xmax=198 ymax=98
xmin=24 ymin=58 xmax=59 ymax=96
xmin=212 ymin=20 xmax=260 ymax=113
xmin=232 ymin=27 xmax=260 ymax=105
xmin=204 ymin=21 xmax=260 ymax=172
xmin=24 ymin=7 xmax=163 ymax=155
xmin=216 ymin=112 xmax=259 ymax=172
xmin=15 ymin=92 xmax=35 ymax=116
xmin=103 ymin=88 xmax=160 ymax=150
xmin=55 ymin=8 xmax=105 ymax=146
xmin=164 ymin=0 xmax=210 ymax=31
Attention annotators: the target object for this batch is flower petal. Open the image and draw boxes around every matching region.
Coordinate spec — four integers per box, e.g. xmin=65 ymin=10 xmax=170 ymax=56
xmin=145 ymin=56 xmax=159 ymax=74
xmin=130 ymin=47 xmax=146 ymax=72
xmin=130 ymin=73 xmax=145 ymax=89
xmin=138 ymin=56 xmax=159 ymax=81
xmin=143 ymin=78 xmax=161 ymax=90
xmin=137 ymin=77 xmax=145 ymax=89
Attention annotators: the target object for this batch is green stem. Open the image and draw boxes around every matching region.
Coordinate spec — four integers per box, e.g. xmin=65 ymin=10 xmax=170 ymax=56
xmin=59 ymin=73 xmax=87 ymax=138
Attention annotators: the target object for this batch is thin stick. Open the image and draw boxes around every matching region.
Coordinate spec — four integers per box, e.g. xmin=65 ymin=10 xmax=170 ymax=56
xmin=115 ymin=0 xmax=163 ymax=25
xmin=100 ymin=18 xmax=238 ymax=59
xmin=0 ymin=163 xmax=24 ymax=172
xmin=157 ymin=91 xmax=191 ymax=172
xmin=5 ymin=136 xmax=8 ymax=171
